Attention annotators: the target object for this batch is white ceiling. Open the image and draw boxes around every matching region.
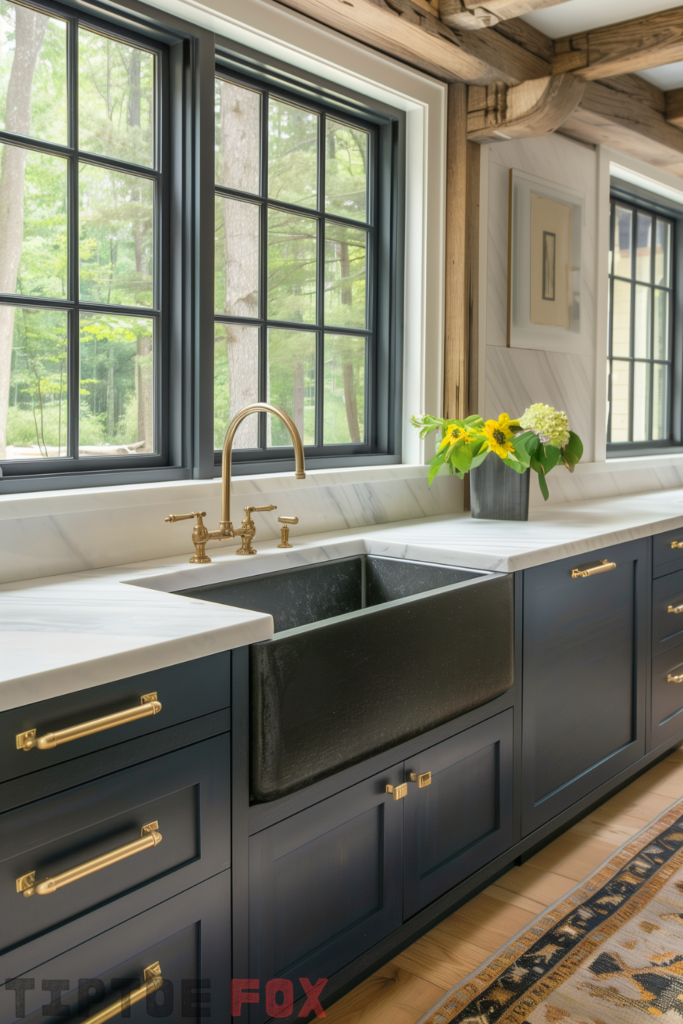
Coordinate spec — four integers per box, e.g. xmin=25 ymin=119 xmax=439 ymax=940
xmin=521 ymin=0 xmax=682 ymax=39
xmin=638 ymin=62 xmax=683 ymax=90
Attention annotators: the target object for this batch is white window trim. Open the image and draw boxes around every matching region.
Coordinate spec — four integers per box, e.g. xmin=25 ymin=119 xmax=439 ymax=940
xmin=147 ymin=0 xmax=447 ymax=467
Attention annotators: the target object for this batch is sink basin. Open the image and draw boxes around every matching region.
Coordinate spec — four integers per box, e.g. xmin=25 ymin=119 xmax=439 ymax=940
xmin=179 ymin=554 xmax=514 ymax=802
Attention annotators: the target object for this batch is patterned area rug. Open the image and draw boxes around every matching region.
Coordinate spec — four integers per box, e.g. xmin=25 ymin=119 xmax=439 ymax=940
xmin=418 ymin=798 xmax=683 ymax=1024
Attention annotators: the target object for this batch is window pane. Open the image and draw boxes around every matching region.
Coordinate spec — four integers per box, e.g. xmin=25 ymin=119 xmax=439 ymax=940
xmin=2 ymin=305 xmax=67 ymax=459
xmin=215 ymin=196 xmax=259 ymax=318
xmin=325 ymin=222 xmax=366 ymax=329
xmin=611 ymin=279 xmax=631 ymax=356
xmin=655 ymin=220 xmax=671 ymax=287
xmin=634 ymin=284 xmax=651 ymax=358
xmin=268 ymin=99 xmax=318 ymax=209
xmin=632 ymin=361 xmax=651 ymax=442
xmin=79 ymin=313 xmax=154 ymax=455
xmin=613 ymin=206 xmax=632 ymax=279
xmin=653 ymin=363 xmax=668 ymax=440
xmin=267 ymin=328 xmax=315 ymax=445
xmin=0 ymin=2 xmax=66 ymax=145
xmin=215 ymin=78 xmax=260 ymax=195
xmin=635 ymin=212 xmax=652 ymax=283
xmin=0 ymin=144 xmax=67 ymax=299
xmin=325 ymin=119 xmax=368 ymax=222
xmin=654 ymin=288 xmax=670 ymax=361
xmin=79 ymin=165 xmax=153 ymax=307
xmin=78 ymin=29 xmax=155 ymax=168
xmin=214 ymin=323 xmax=258 ymax=450
xmin=609 ymin=360 xmax=630 ymax=442
xmin=267 ymin=209 xmax=317 ymax=324
xmin=324 ymin=334 xmax=365 ymax=444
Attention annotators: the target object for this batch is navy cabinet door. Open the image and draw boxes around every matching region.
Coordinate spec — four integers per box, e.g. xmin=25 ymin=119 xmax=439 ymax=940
xmin=522 ymin=540 xmax=649 ymax=835
xmin=403 ymin=710 xmax=514 ymax=918
xmin=248 ymin=765 xmax=404 ymax=1023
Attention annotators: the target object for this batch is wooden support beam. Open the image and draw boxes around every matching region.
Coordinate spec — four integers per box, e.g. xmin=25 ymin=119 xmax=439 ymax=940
xmin=441 ymin=0 xmax=569 ymax=32
xmin=561 ymin=80 xmax=683 ymax=178
xmin=444 ymin=84 xmax=480 ymax=420
xmin=467 ymin=73 xmax=584 ymax=142
xmin=666 ymin=87 xmax=683 ymax=128
xmin=272 ymin=0 xmax=550 ymax=84
xmin=553 ymin=6 xmax=683 ymax=80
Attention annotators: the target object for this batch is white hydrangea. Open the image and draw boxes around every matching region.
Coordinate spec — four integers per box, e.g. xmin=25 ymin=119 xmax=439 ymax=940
xmin=519 ymin=403 xmax=570 ymax=448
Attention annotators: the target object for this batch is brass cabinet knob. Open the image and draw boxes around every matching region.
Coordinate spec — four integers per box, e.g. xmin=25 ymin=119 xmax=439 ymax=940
xmin=668 ymin=604 xmax=683 ymax=614
xmin=409 ymin=771 xmax=432 ymax=789
xmin=668 ymin=673 xmax=683 ymax=683
xmin=385 ymin=783 xmax=408 ymax=801
xmin=671 ymin=541 xmax=683 ymax=549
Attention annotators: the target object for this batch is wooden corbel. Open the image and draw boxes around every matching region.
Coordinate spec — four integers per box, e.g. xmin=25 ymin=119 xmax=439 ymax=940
xmin=466 ymin=74 xmax=586 ymax=142
xmin=441 ymin=0 xmax=571 ymax=32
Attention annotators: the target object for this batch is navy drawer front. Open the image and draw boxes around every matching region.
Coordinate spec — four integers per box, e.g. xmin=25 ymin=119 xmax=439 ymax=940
xmin=0 ymin=871 xmax=230 ymax=1023
xmin=651 ymin=646 xmax=683 ymax=748
xmin=0 ymin=652 xmax=230 ymax=786
xmin=653 ymin=570 xmax=683 ymax=653
xmin=0 ymin=733 xmax=230 ymax=955
xmin=653 ymin=528 xmax=683 ymax=578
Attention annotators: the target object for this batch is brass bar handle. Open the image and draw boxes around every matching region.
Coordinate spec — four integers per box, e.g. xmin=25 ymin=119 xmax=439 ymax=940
xmin=668 ymin=673 xmax=683 ymax=683
xmin=83 ymin=963 xmax=163 ymax=1024
xmin=672 ymin=541 xmax=683 ymax=549
xmin=16 ymin=822 xmax=162 ymax=898
xmin=571 ymin=559 xmax=617 ymax=579
xmin=668 ymin=604 xmax=683 ymax=615
xmin=164 ymin=511 xmax=206 ymax=523
xmin=409 ymin=771 xmax=432 ymax=789
xmin=385 ymin=783 xmax=408 ymax=801
xmin=16 ymin=693 xmax=162 ymax=752
xmin=244 ymin=504 xmax=277 ymax=513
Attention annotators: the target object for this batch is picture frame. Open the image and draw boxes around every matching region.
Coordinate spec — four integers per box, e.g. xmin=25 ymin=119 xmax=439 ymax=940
xmin=507 ymin=168 xmax=588 ymax=354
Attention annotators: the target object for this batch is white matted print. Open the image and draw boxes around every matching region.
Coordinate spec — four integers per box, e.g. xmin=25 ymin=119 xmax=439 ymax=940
xmin=508 ymin=168 xmax=587 ymax=353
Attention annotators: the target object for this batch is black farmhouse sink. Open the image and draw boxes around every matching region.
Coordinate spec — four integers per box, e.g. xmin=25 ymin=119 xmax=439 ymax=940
xmin=180 ymin=555 xmax=514 ymax=801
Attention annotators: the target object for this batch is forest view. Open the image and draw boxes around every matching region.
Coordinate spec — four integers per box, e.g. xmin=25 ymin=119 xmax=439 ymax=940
xmin=0 ymin=0 xmax=155 ymax=460
xmin=214 ymin=78 xmax=370 ymax=451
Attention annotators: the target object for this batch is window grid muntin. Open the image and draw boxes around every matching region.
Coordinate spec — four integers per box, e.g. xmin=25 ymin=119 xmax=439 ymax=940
xmin=607 ymin=197 xmax=674 ymax=447
xmin=0 ymin=2 xmax=167 ymax=469
xmin=214 ymin=68 xmax=377 ymax=457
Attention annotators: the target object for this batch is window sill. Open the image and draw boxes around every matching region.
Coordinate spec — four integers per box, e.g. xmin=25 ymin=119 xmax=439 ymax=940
xmin=577 ymin=453 xmax=683 ymax=474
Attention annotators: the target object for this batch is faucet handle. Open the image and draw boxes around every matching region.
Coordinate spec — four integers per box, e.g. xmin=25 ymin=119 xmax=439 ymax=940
xmin=244 ymin=505 xmax=277 ymax=514
xmin=164 ymin=511 xmax=207 ymax=523
xmin=277 ymin=515 xmax=299 ymax=549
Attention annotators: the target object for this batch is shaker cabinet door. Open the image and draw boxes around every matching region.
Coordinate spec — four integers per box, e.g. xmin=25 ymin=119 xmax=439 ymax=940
xmin=248 ymin=765 xmax=404 ymax=1024
xmin=522 ymin=540 xmax=649 ymax=835
xmin=403 ymin=710 xmax=514 ymax=918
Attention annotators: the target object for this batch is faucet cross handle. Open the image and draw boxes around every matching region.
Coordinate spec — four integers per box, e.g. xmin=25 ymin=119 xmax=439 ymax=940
xmin=164 ymin=512 xmax=212 ymax=564
xmin=235 ymin=504 xmax=277 ymax=557
xmin=244 ymin=505 xmax=277 ymax=514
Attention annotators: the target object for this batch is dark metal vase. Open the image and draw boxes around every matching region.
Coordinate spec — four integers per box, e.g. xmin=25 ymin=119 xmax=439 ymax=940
xmin=469 ymin=455 xmax=530 ymax=521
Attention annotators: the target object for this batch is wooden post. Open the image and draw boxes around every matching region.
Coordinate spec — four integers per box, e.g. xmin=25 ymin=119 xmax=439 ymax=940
xmin=444 ymin=83 xmax=480 ymax=422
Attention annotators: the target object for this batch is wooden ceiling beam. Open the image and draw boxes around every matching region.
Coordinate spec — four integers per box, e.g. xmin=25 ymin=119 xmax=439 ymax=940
xmin=553 ymin=6 xmax=683 ymax=80
xmin=666 ymin=87 xmax=683 ymax=128
xmin=272 ymin=0 xmax=550 ymax=84
xmin=561 ymin=80 xmax=683 ymax=177
xmin=441 ymin=0 xmax=570 ymax=32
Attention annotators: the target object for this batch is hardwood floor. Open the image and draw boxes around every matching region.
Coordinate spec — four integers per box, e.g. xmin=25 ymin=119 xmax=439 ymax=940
xmin=323 ymin=746 xmax=683 ymax=1024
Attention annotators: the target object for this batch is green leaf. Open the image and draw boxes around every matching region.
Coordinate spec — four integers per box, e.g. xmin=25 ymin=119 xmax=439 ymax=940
xmin=536 ymin=444 xmax=561 ymax=474
xmin=470 ymin=450 xmax=489 ymax=470
xmin=504 ymin=456 xmax=527 ymax=475
xmin=563 ymin=431 xmax=584 ymax=465
xmin=449 ymin=444 xmax=473 ymax=473
xmin=510 ymin=434 xmax=532 ymax=468
xmin=530 ymin=455 xmax=550 ymax=500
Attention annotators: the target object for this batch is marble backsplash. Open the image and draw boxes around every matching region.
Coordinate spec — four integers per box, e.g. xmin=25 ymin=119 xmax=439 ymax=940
xmin=0 ymin=466 xmax=463 ymax=585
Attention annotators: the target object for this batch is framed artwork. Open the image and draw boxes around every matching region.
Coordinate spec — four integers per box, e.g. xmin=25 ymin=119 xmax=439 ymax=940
xmin=508 ymin=169 xmax=588 ymax=353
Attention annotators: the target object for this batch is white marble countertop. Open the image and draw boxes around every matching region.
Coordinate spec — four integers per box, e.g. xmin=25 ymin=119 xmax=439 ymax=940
xmin=4 ymin=486 xmax=683 ymax=712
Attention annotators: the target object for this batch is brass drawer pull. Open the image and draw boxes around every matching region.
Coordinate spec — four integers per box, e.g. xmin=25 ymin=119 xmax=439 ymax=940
xmin=672 ymin=542 xmax=683 ymax=549
xmin=385 ymin=783 xmax=408 ymax=801
xmin=16 ymin=821 xmax=162 ymax=898
xmin=16 ymin=693 xmax=162 ymax=752
xmin=409 ymin=771 xmax=432 ymax=789
xmin=571 ymin=560 xmax=617 ymax=579
xmin=82 ymin=963 xmax=162 ymax=1024
xmin=668 ymin=673 xmax=683 ymax=684
xmin=668 ymin=604 xmax=683 ymax=615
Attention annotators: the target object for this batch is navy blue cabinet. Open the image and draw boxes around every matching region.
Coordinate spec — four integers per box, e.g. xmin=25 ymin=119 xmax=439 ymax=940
xmin=522 ymin=539 xmax=649 ymax=835
xmin=248 ymin=765 xmax=404 ymax=1023
xmin=404 ymin=710 xmax=514 ymax=917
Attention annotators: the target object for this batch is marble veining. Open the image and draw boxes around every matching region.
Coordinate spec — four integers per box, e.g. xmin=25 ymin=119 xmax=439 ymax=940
xmin=6 ymin=487 xmax=683 ymax=713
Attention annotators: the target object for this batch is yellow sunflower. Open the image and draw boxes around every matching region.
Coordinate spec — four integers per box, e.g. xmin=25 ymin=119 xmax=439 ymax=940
xmin=481 ymin=414 xmax=517 ymax=459
xmin=439 ymin=424 xmax=478 ymax=451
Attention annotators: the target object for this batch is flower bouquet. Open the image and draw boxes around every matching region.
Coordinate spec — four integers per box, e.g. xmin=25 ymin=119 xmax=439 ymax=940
xmin=412 ymin=404 xmax=583 ymax=503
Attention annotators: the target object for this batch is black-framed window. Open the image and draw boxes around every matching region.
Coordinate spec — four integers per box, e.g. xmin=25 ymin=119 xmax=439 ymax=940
xmin=0 ymin=0 xmax=171 ymax=477
xmin=213 ymin=61 xmax=400 ymax=470
xmin=607 ymin=195 xmax=676 ymax=451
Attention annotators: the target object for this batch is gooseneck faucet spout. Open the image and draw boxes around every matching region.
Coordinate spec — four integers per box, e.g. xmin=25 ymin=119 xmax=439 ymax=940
xmin=220 ymin=403 xmax=306 ymax=535
xmin=165 ymin=403 xmax=306 ymax=564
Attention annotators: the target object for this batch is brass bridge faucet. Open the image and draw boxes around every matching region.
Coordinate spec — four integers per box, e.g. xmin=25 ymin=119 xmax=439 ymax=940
xmin=165 ymin=403 xmax=305 ymax=563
